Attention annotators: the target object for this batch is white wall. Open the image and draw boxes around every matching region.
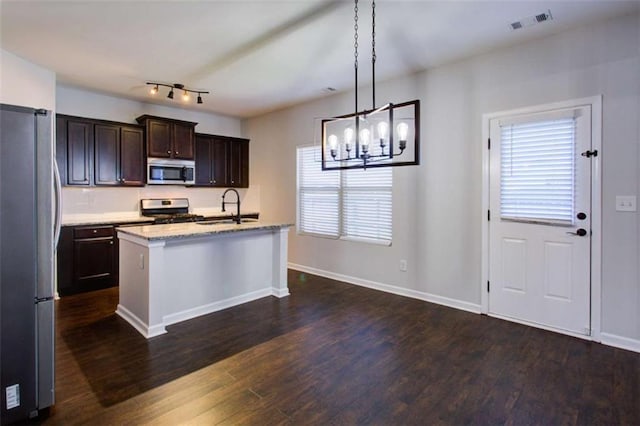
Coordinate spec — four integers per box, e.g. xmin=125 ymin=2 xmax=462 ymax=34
xmin=245 ymin=13 xmax=640 ymax=343
xmin=0 ymin=49 xmax=56 ymax=109
xmin=56 ymin=85 xmax=260 ymax=217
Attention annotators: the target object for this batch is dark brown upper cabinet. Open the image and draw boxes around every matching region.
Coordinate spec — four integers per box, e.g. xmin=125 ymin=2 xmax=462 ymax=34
xmin=195 ymin=133 xmax=249 ymax=188
xmin=136 ymin=115 xmax=196 ymax=160
xmin=56 ymin=114 xmax=145 ymax=187
xmin=57 ymin=115 xmax=93 ymax=186
xmin=119 ymin=126 xmax=145 ymax=185
xmin=94 ymin=124 xmax=146 ymax=186
xmin=228 ymin=138 xmax=249 ymax=188
xmin=94 ymin=124 xmax=120 ymax=185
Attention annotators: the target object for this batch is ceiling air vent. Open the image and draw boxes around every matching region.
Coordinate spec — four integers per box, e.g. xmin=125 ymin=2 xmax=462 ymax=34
xmin=510 ymin=10 xmax=553 ymax=31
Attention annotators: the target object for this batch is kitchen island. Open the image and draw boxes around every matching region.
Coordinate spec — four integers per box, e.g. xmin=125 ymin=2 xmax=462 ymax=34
xmin=115 ymin=220 xmax=292 ymax=338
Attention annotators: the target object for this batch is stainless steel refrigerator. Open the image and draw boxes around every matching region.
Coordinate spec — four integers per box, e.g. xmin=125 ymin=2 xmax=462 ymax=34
xmin=1 ymin=104 xmax=60 ymax=424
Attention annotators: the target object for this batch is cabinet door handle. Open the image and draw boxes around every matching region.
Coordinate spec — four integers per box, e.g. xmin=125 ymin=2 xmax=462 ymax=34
xmin=167 ymin=150 xmax=171 ymax=155
xmin=93 ymin=229 xmax=97 ymax=234
xmin=209 ymin=180 xmax=213 ymax=184
xmin=175 ymin=151 xmax=179 ymax=155
xmin=110 ymin=241 xmax=114 ymax=245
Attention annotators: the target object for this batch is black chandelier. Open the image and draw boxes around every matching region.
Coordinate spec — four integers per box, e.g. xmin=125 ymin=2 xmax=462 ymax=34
xmin=146 ymin=82 xmax=209 ymax=104
xmin=321 ymin=0 xmax=420 ymax=170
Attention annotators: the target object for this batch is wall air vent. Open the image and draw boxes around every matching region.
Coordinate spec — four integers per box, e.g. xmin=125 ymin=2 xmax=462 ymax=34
xmin=510 ymin=10 xmax=553 ymax=31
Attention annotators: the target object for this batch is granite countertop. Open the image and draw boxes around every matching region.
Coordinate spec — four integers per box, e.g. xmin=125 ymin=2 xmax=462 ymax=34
xmin=62 ymin=214 xmax=153 ymax=226
xmin=116 ymin=221 xmax=293 ymax=242
xmin=61 ymin=211 xmax=260 ymax=227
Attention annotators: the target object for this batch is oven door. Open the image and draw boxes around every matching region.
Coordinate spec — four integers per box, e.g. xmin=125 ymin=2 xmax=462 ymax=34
xmin=147 ymin=159 xmax=195 ymax=185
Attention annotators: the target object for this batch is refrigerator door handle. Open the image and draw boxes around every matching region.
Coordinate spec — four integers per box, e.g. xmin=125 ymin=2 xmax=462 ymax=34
xmin=53 ymin=161 xmax=62 ymax=247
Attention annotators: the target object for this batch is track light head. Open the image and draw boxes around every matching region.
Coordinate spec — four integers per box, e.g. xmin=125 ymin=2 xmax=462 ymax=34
xmin=150 ymin=84 xmax=158 ymax=95
xmin=197 ymin=94 xmax=203 ymax=104
xmin=167 ymin=88 xmax=174 ymax=99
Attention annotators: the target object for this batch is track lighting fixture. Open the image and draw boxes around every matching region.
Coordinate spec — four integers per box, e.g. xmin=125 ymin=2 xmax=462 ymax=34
xmin=147 ymin=82 xmax=209 ymax=105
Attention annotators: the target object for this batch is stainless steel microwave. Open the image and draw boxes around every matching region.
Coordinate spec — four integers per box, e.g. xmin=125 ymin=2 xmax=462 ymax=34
xmin=147 ymin=158 xmax=195 ymax=185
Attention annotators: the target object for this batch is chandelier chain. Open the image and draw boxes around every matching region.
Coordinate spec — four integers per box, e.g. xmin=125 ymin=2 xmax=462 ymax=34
xmin=371 ymin=0 xmax=376 ymax=108
xmin=354 ymin=0 xmax=359 ymax=114
xmin=372 ymin=0 xmax=376 ymax=63
xmin=354 ymin=0 xmax=359 ymax=69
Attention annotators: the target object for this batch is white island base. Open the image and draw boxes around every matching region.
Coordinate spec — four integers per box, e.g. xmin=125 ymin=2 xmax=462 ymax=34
xmin=116 ymin=222 xmax=291 ymax=338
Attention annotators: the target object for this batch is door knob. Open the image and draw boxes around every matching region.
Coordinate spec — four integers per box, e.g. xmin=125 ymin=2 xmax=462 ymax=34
xmin=567 ymin=228 xmax=588 ymax=236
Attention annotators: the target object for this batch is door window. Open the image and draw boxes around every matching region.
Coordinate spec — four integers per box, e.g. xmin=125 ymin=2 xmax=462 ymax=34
xmin=500 ymin=117 xmax=576 ymax=225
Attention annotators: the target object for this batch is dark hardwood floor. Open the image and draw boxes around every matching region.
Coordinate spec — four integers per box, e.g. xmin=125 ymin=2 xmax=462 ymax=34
xmin=40 ymin=270 xmax=639 ymax=425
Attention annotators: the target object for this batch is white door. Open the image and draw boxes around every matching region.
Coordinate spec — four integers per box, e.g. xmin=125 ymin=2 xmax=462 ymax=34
xmin=489 ymin=105 xmax=593 ymax=336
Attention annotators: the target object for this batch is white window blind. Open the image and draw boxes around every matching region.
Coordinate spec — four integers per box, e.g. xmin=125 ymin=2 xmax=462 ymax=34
xmin=500 ymin=118 xmax=576 ymax=224
xmin=297 ymin=145 xmax=392 ymax=244
xmin=342 ymin=167 xmax=392 ymax=242
xmin=297 ymin=146 xmax=340 ymax=237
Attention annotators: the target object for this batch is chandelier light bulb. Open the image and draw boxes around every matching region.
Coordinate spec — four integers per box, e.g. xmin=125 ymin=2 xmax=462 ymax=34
xmin=360 ymin=128 xmax=370 ymax=145
xmin=377 ymin=121 xmax=388 ymax=140
xmin=360 ymin=128 xmax=370 ymax=154
xmin=328 ymin=134 xmax=338 ymax=150
xmin=397 ymin=122 xmax=409 ymax=141
xmin=397 ymin=121 xmax=409 ymax=151
xmin=344 ymin=127 xmax=354 ymax=149
xmin=328 ymin=134 xmax=339 ymax=159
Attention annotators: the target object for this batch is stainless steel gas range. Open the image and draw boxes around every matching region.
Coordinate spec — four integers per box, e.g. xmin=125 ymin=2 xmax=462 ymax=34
xmin=140 ymin=198 xmax=204 ymax=224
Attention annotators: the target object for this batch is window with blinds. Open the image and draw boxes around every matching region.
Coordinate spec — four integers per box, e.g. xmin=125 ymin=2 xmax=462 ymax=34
xmin=342 ymin=167 xmax=392 ymax=242
xmin=500 ymin=117 xmax=576 ymax=224
xmin=297 ymin=146 xmax=340 ymax=237
xmin=297 ymin=145 xmax=392 ymax=244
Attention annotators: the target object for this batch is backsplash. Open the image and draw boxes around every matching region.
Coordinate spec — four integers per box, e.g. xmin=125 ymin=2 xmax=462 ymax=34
xmin=62 ymin=185 xmax=260 ymax=217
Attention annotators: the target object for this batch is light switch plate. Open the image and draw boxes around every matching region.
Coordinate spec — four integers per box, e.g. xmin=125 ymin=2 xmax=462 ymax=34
xmin=615 ymin=195 xmax=637 ymax=212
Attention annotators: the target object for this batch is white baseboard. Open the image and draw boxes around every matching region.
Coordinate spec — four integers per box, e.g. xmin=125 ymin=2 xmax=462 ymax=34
xmin=163 ymin=287 xmax=273 ymax=327
xmin=271 ymin=287 xmax=290 ymax=298
xmin=600 ymin=332 xmax=640 ymax=353
xmin=288 ymin=263 xmax=482 ymax=314
xmin=116 ymin=304 xmax=167 ymax=339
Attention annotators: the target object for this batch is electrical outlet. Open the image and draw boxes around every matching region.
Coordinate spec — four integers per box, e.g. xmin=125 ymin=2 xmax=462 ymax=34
xmin=399 ymin=259 xmax=407 ymax=272
xmin=616 ymin=195 xmax=637 ymax=212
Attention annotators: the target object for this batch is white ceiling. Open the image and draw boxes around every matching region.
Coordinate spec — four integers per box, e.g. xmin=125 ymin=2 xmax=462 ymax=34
xmin=2 ymin=0 xmax=638 ymax=118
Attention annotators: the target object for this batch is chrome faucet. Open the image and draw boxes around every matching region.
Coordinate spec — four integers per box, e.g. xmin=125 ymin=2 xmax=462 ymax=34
xmin=221 ymin=188 xmax=241 ymax=224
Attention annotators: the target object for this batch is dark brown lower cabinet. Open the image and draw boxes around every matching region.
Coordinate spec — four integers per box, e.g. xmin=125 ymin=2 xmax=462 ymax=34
xmin=57 ymin=225 xmax=118 ymax=296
